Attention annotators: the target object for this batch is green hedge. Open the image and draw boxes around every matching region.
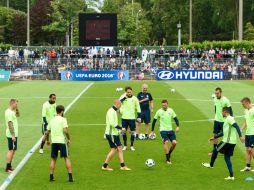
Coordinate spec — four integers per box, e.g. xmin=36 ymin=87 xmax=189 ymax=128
xmin=3 ymin=40 xmax=254 ymax=52
xmin=182 ymin=40 xmax=254 ymax=50
xmin=0 ymin=43 xmax=12 ymax=51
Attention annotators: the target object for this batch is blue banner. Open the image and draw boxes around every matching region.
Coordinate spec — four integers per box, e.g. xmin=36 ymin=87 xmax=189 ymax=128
xmin=156 ymin=70 xmax=224 ymax=80
xmin=0 ymin=70 xmax=10 ymax=81
xmin=61 ymin=70 xmax=129 ymax=81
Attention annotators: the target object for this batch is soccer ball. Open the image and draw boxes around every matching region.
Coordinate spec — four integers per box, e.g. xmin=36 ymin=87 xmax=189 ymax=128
xmin=116 ymin=87 xmax=123 ymax=92
xmin=146 ymin=159 xmax=155 ymax=167
xmin=149 ymin=133 xmax=156 ymax=140
xmin=171 ymin=88 xmax=176 ymax=93
xmin=139 ymin=133 xmax=146 ymax=140
xmin=211 ymin=94 xmax=216 ymax=98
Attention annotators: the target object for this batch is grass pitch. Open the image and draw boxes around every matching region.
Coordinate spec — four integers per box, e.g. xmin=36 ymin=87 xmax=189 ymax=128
xmin=0 ymin=80 xmax=253 ymax=190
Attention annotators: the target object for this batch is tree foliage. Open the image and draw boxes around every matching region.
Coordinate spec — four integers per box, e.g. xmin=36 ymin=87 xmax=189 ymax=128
xmin=42 ymin=0 xmax=86 ymax=45
xmin=0 ymin=6 xmax=26 ymax=45
xmin=2 ymin=0 xmax=254 ymax=45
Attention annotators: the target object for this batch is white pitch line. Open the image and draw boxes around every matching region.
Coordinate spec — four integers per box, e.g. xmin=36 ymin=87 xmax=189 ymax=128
xmin=0 ymin=96 xmax=243 ymax=105
xmin=13 ymin=115 xmax=244 ymax=127
xmin=0 ymin=97 xmax=75 ymax=100
xmin=0 ymin=82 xmax=94 ymax=190
xmin=77 ymin=96 xmax=243 ymax=104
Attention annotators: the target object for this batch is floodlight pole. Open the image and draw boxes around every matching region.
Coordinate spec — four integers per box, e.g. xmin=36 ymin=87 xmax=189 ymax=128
xmin=136 ymin=10 xmax=141 ymax=45
xmin=132 ymin=0 xmax=134 ymax=17
xmin=7 ymin=0 xmax=9 ymax=8
xmin=177 ymin=22 xmax=181 ymax=47
xmin=27 ymin=0 xmax=30 ymax=47
xmin=239 ymin=0 xmax=243 ymax=41
xmin=189 ymin=0 xmax=192 ymax=44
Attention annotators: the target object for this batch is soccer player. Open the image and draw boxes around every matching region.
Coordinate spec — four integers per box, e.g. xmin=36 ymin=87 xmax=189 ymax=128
xmin=240 ymin=97 xmax=254 ymax=172
xmin=102 ymin=100 xmax=131 ymax=171
xmin=210 ymin=87 xmax=232 ymax=155
xmin=5 ymin=99 xmax=19 ymax=173
xmin=151 ymin=99 xmax=180 ymax=164
xmin=39 ymin=94 xmax=56 ymax=154
xmin=202 ymin=107 xmax=244 ymax=180
xmin=120 ymin=86 xmax=141 ymax=151
xmin=136 ymin=84 xmax=154 ymax=139
xmin=45 ymin=105 xmax=73 ymax=182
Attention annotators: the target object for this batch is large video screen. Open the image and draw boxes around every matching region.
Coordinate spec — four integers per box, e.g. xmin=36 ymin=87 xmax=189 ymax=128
xmin=79 ymin=14 xmax=117 ymax=46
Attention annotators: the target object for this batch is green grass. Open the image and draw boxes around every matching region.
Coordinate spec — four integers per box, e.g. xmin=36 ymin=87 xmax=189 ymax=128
xmin=1 ymin=81 xmax=254 ymax=190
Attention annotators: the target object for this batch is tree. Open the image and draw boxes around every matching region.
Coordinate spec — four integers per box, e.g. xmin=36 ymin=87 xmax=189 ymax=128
xmin=0 ymin=6 xmax=26 ymax=45
xmin=244 ymin=22 xmax=254 ymax=40
xmin=11 ymin=13 xmax=26 ymax=45
xmin=43 ymin=0 xmax=87 ymax=46
xmin=30 ymin=0 xmax=64 ymax=45
xmin=102 ymin=1 xmax=151 ymax=45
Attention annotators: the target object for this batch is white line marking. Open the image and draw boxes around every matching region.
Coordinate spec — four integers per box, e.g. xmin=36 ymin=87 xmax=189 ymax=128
xmin=0 ymin=82 xmax=94 ymax=190
xmin=74 ymin=96 xmax=244 ymax=105
xmin=0 ymin=96 xmax=244 ymax=105
xmin=0 ymin=97 xmax=75 ymax=100
xmin=13 ymin=115 xmax=244 ymax=127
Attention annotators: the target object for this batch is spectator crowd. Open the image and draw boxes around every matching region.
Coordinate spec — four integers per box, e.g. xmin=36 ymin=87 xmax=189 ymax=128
xmin=0 ymin=46 xmax=254 ymax=80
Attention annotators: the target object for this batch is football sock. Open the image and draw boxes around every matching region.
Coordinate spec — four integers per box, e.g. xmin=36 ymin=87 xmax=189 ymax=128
xmin=169 ymin=145 xmax=175 ymax=154
xmin=224 ymin=155 xmax=233 ymax=177
xmin=145 ymin=134 xmax=148 ymax=138
xmin=247 ymin=163 xmax=251 ymax=167
xmin=123 ymin=134 xmax=127 ymax=146
xmin=68 ymin=173 xmax=73 ymax=181
xmin=166 ymin=153 xmax=170 ymax=161
xmin=40 ymin=141 xmax=45 ymax=149
xmin=130 ymin=135 xmax=135 ymax=146
xmin=103 ymin=163 xmax=108 ymax=168
xmin=120 ymin=163 xmax=125 ymax=167
xmin=6 ymin=163 xmax=11 ymax=170
xmin=50 ymin=174 xmax=54 ymax=181
xmin=210 ymin=148 xmax=218 ymax=167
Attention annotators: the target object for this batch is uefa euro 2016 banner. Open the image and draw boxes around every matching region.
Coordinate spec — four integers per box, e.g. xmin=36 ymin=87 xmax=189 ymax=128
xmin=0 ymin=70 xmax=10 ymax=81
xmin=156 ymin=70 xmax=224 ymax=80
xmin=61 ymin=70 xmax=129 ymax=81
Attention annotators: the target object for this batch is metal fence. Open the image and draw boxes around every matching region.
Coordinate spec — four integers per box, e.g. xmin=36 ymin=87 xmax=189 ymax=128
xmin=0 ymin=54 xmax=253 ymax=80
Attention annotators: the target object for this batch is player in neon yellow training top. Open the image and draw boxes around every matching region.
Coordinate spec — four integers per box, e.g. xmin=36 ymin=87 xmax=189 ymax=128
xmin=210 ymin=87 xmax=232 ymax=156
xmin=39 ymin=94 xmax=56 ymax=154
xmin=45 ymin=105 xmax=73 ymax=182
xmin=5 ymin=99 xmax=19 ymax=173
xmin=102 ymin=100 xmax=131 ymax=171
xmin=151 ymin=99 xmax=180 ymax=164
xmin=202 ymin=107 xmax=244 ymax=180
xmin=119 ymin=86 xmax=141 ymax=151
xmin=240 ymin=97 xmax=254 ymax=172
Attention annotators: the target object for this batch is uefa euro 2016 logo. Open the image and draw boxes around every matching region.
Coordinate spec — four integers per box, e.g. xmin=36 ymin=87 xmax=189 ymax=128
xmin=64 ymin=71 xmax=73 ymax=80
xmin=117 ymin=72 xmax=125 ymax=80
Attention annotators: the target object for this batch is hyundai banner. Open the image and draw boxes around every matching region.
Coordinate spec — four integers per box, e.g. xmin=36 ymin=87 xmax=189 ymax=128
xmin=61 ymin=70 xmax=129 ymax=81
xmin=0 ymin=70 xmax=11 ymax=81
xmin=156 ymin=70 xmax=224 ymax=80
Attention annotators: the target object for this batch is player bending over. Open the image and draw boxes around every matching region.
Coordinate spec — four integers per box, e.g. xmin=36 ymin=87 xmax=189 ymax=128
xmin=102 ymin=100 xmax=131 ymax=171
